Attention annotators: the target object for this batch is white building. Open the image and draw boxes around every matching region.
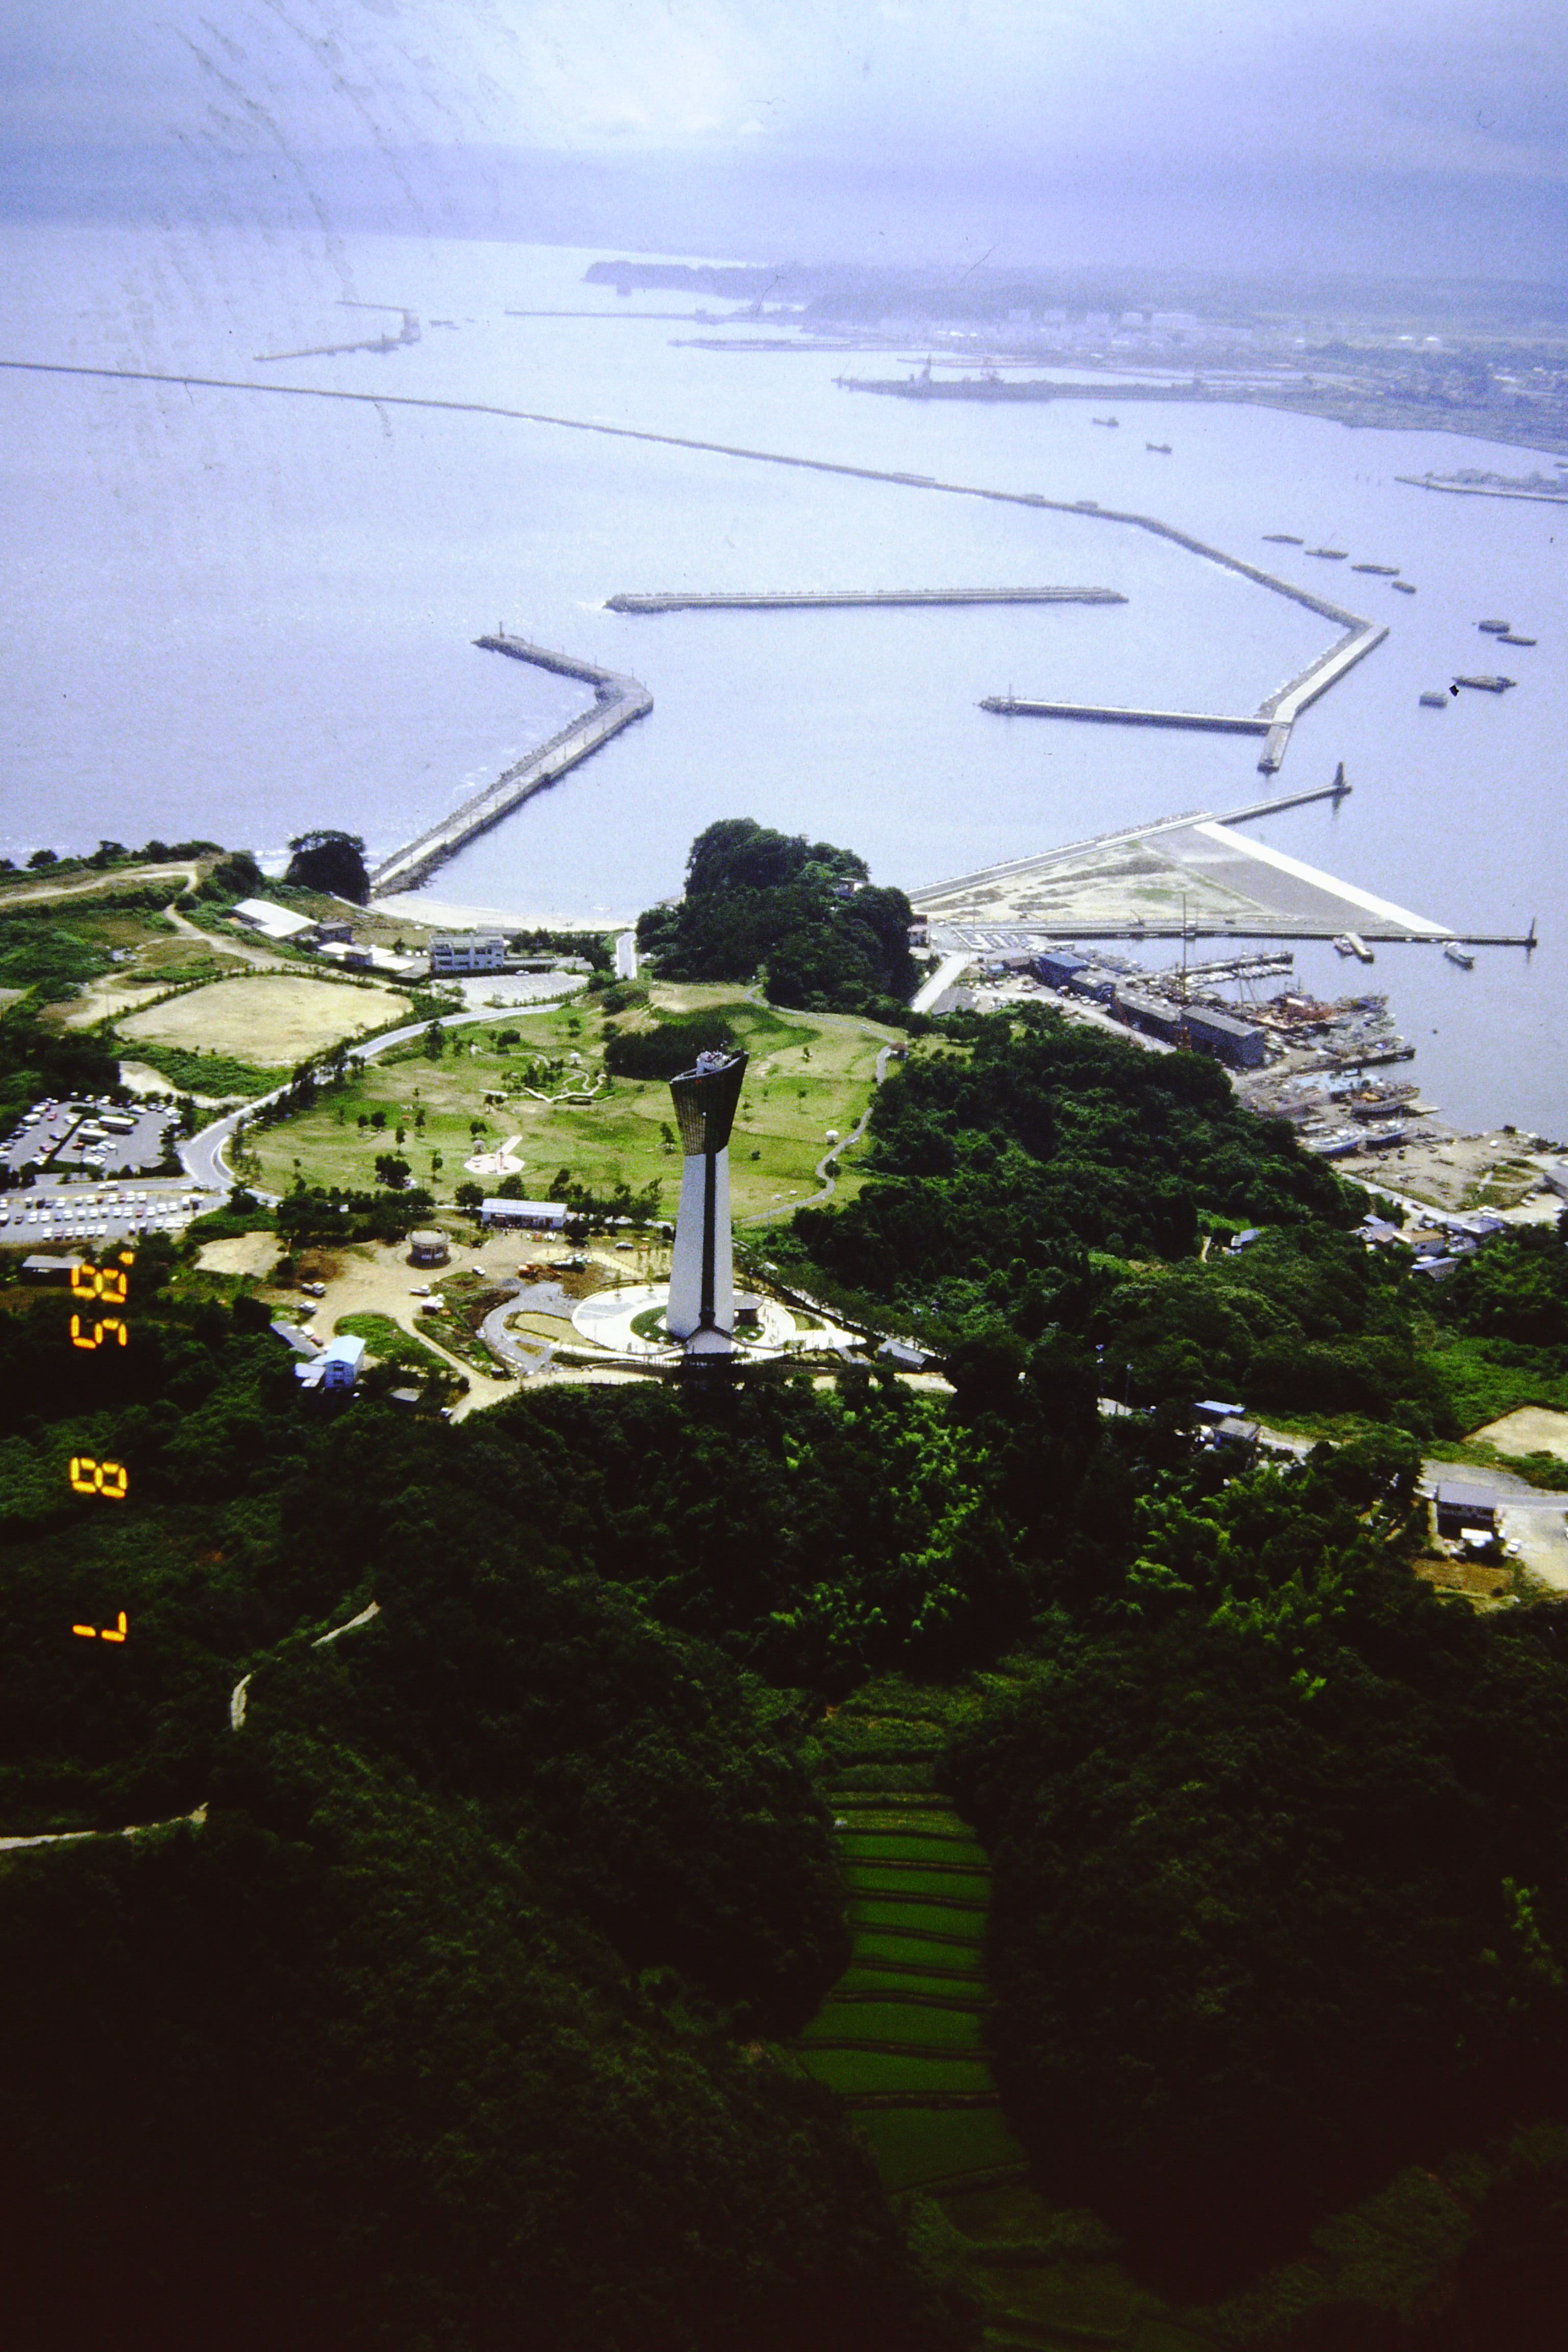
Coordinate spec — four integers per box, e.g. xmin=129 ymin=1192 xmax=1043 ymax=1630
xmin=231 ymin=898 xmax=317 ymax=943
xmin=429 ymin=934 xmax=507 ymax=975
xmin=479 ymin=1197 xmax=568 ymax=1231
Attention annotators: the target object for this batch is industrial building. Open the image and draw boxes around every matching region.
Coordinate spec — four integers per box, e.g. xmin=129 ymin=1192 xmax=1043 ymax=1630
xmin=231 ymin=897 xmax=319 ymax=944
xmin=1180 ymin=1004 xmax=1268 ymax=1070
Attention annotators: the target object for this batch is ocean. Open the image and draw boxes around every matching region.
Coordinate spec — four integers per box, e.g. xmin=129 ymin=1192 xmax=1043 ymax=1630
xmin=1 ymin=225 xmax=1562 ymax=1134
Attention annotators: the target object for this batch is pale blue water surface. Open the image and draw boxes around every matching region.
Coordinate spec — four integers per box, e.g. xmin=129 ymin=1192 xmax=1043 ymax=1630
xmin=1 ymin=227 xmax=1562 ymax=1133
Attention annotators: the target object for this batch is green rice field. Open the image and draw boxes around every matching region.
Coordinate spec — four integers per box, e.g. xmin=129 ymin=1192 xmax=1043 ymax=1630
xmin=799 ymin=2047 xmax=993 ymax=2097
xmin=848 ymin=1897 xmax=990 ymax=1939
xmin=846 ymin=1861 xmax=991 ymax=1899
xmin=800 ymin=1998 xmax=986 ymax=2051
xmin=848 ymin=2104 xmax=1029 ymax=2195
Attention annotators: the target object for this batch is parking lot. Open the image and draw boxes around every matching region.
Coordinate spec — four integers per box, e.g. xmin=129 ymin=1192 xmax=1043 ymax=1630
xmin=0 ymin=1174 xmax=216 ymax=1251
xmin=2 ymin=1097 xmax=175 ymax=1182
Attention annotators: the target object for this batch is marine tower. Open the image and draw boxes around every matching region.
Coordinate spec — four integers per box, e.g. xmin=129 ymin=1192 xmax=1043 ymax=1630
xmin=667 ymin=1047 xmax=748 ymax=1353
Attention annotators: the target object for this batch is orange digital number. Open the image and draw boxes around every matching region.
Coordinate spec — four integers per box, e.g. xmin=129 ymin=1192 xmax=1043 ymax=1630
xmin=71 ymin=1612 xmax=128 ymax=1643
xmin=68 ymin=1456 xmax=129 ymax=1501
xmin=71 ymin=1259 xmax=132 ymax=1304
xmin=70 ymin=1314 xmax=128 ymax=1351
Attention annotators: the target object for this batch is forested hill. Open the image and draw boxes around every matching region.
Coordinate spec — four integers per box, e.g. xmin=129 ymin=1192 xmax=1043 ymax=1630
xmin=636 ymin=817 xmax=917 ymax=1017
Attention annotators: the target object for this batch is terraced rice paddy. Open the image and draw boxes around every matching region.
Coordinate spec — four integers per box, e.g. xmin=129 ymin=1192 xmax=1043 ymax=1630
xmin=799 ymin=1681 xmax=1220 ymax=2349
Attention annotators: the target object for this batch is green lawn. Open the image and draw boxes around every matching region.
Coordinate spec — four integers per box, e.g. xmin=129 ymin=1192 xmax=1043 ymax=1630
xmin=333 ymin=1312 xmax=450 ymax=1380
xmin=245 ymin=984 xmax=898 ymax=1221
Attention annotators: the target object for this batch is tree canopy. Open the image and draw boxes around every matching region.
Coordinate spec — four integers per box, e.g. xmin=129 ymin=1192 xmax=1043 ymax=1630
xmin=284 ymin=828 xmax=370 ymax=903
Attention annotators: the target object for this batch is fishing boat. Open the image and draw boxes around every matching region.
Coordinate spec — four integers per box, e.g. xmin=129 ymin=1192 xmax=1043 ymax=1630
xmin=1352 ymin=562 xmax=1400 ymax=575
xmin=1333 ymin=934 xmax=1375 ymax=964
xmin=1498 ymin=633 xmax=1536 ymax=647
xmin=1453 ymin=674 xmax=1516 ymax=693
xmin=1418 ymin=691 xmax=1449 ymax=708
xmin=1390 ymin=580 xmax=1417 ymax=594
xmin=1262 ymin=533 xmax=1303 ymax=544
xmin=1443 ymin=945 xmax=1476 ymax=970
xmin=1307 ymin=546 xmax=1348 ymax=558
xmin=1477 ymin=618 xmax=1510 ymax=633
xmin=1092 ymin=415 xmax=1119 ymax=427
xmin=1145 ymin=441 xmax=1172 ymax=452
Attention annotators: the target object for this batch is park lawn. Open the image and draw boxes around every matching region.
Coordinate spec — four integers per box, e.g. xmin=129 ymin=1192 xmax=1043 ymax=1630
xmin=849 ymin=2105 xmax=1025 ymax=2194
xmin=247 ymin=982 xmax=898 ymax=1219
xmin=794 ymin=2048 xmax=993 ymax=2097
xmin=848 ymin=1898 xmax=988 ymax=1942
xmin=800 ymin=2000 xmax=987 ymax=2051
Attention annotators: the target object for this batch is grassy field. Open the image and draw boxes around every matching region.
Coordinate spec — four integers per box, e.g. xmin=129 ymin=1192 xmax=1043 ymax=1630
xmin=117 ymin=972 xmax=408 ymax=1063
xmin=247 ymin=984 xmax=901 ymax=1221
xmin=333 ymin=1312 xmax=451 ymax=1381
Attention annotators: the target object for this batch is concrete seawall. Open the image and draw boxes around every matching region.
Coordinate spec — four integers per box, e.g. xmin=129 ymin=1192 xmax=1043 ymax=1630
xmin=605 ymin=585 xmax=1126 ymax=612
xmin=367 ymin=634 xmax=652 ymax=899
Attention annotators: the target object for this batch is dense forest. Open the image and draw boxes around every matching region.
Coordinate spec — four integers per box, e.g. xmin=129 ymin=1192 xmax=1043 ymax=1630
xmin=7 ymin=835 xmax=1568 ymax=2343
xmin=635 ymin=818 xmax=918 ymax=1017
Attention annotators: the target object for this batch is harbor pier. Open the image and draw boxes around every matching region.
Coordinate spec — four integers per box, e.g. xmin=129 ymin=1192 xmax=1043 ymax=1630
xmin=605 ymin=585 xmax=1126 ymax=612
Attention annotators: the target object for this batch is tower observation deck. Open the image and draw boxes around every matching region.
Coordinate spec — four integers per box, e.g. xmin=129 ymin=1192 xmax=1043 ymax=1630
xmin=667 ymin=1049 xmax=748 ymax=1353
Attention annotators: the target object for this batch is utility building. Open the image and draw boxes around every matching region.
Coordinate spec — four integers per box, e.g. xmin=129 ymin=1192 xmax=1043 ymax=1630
xmin=667 ymin=1048 xmax=748 ymax=1355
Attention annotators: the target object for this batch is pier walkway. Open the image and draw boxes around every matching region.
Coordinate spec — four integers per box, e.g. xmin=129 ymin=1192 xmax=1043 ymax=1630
xmin=366 ymin=634 xmax=651 ymax=899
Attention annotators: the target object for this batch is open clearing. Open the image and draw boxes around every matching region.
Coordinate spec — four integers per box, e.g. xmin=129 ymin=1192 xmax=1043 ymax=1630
xmin=1470 ymin=1406 xmax=1568 ymax=1461
xmin=118 ymin=973 xmax=409 ymax=1062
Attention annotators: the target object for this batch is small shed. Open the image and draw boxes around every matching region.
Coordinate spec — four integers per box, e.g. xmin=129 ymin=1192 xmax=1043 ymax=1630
xmin=19 ymin=1255 xmax=82 ymax=1284
xmin=408 ymin=1230 xmax=450 ymax=1267
xmin=878 ymin=1337 xmax=928 ymax=1372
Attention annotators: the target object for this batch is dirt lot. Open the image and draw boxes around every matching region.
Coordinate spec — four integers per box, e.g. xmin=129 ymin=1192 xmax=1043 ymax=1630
xmin=117 ymin=974 xmax=410 ymax=1063
xmin=1471 ymin=1407 xmax=1568 ymax=1462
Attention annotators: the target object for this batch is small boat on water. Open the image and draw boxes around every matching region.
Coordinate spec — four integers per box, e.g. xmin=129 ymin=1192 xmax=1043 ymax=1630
xmin=1390 ymin=580 xmax=1417 ymax=594
xmin=1478 ymin=619 xmax=1510 ymax=633
xmin=1307 ymin=546 xmax=1348 ymax=558
xmin=1333 ymin=934 xmax=1376 ymax=964
xmin=1444 ymin=945 xmax=1476 ymax=970
xmin=1454 ymin=673 xmax=1516 ymax=693
xmin=1352 ymin=562 xmax=1400 ymax=575
xmin=1418 ymin=691 xmax=1449 ymax=708
xmin=1499 ymin=633 xmax=1536 ymax=647
xmin=1092 ymin=414 xmax=1119 ymax=426
xmin=1263 ymin=533 xmax=1304 ymax=544
xmin=1146 ymin=441 xmax=1172 ymax=453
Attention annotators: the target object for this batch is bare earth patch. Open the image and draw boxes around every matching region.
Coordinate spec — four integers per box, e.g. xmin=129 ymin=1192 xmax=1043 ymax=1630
xmin=1469 ymin=1407 xmax=1568 ymax=1462
xmin=117 ymin=975 xmax=409 ymax=1063
xmin=196 ymin=1234 xmax=281 ymax=1278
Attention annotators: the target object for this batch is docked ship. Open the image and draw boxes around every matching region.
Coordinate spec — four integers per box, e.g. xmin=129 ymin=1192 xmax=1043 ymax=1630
xmin=1444 ymin=945 xmax=1476 ymax=970
xmin=1333 ymin=934 xmax=1376 ymax=964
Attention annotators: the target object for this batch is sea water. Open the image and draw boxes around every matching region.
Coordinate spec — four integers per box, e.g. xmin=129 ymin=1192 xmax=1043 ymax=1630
xmin=1 ymin=225 xmax=1562 ymax=1133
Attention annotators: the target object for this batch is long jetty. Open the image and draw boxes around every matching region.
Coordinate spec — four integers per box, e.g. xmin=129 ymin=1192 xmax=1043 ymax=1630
xmin=605 ymin=585 xmax=1126 ymax=612
xmin=366 ymin=635 xmax=651 ymax=899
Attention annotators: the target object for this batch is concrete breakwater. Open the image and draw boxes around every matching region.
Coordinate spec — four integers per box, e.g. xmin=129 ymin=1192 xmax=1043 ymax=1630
xmin=983 ymin=698 xmax=1269 ymax=736
xmin=605 ymin=585 xmax=1126 ymax=612
xmin=366 ymin=634 xmax=651 ymax=899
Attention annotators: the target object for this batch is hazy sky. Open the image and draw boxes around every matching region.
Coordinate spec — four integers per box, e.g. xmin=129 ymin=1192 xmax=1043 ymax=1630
xmin=2 ymin=1 xmax=1563 ymax=276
